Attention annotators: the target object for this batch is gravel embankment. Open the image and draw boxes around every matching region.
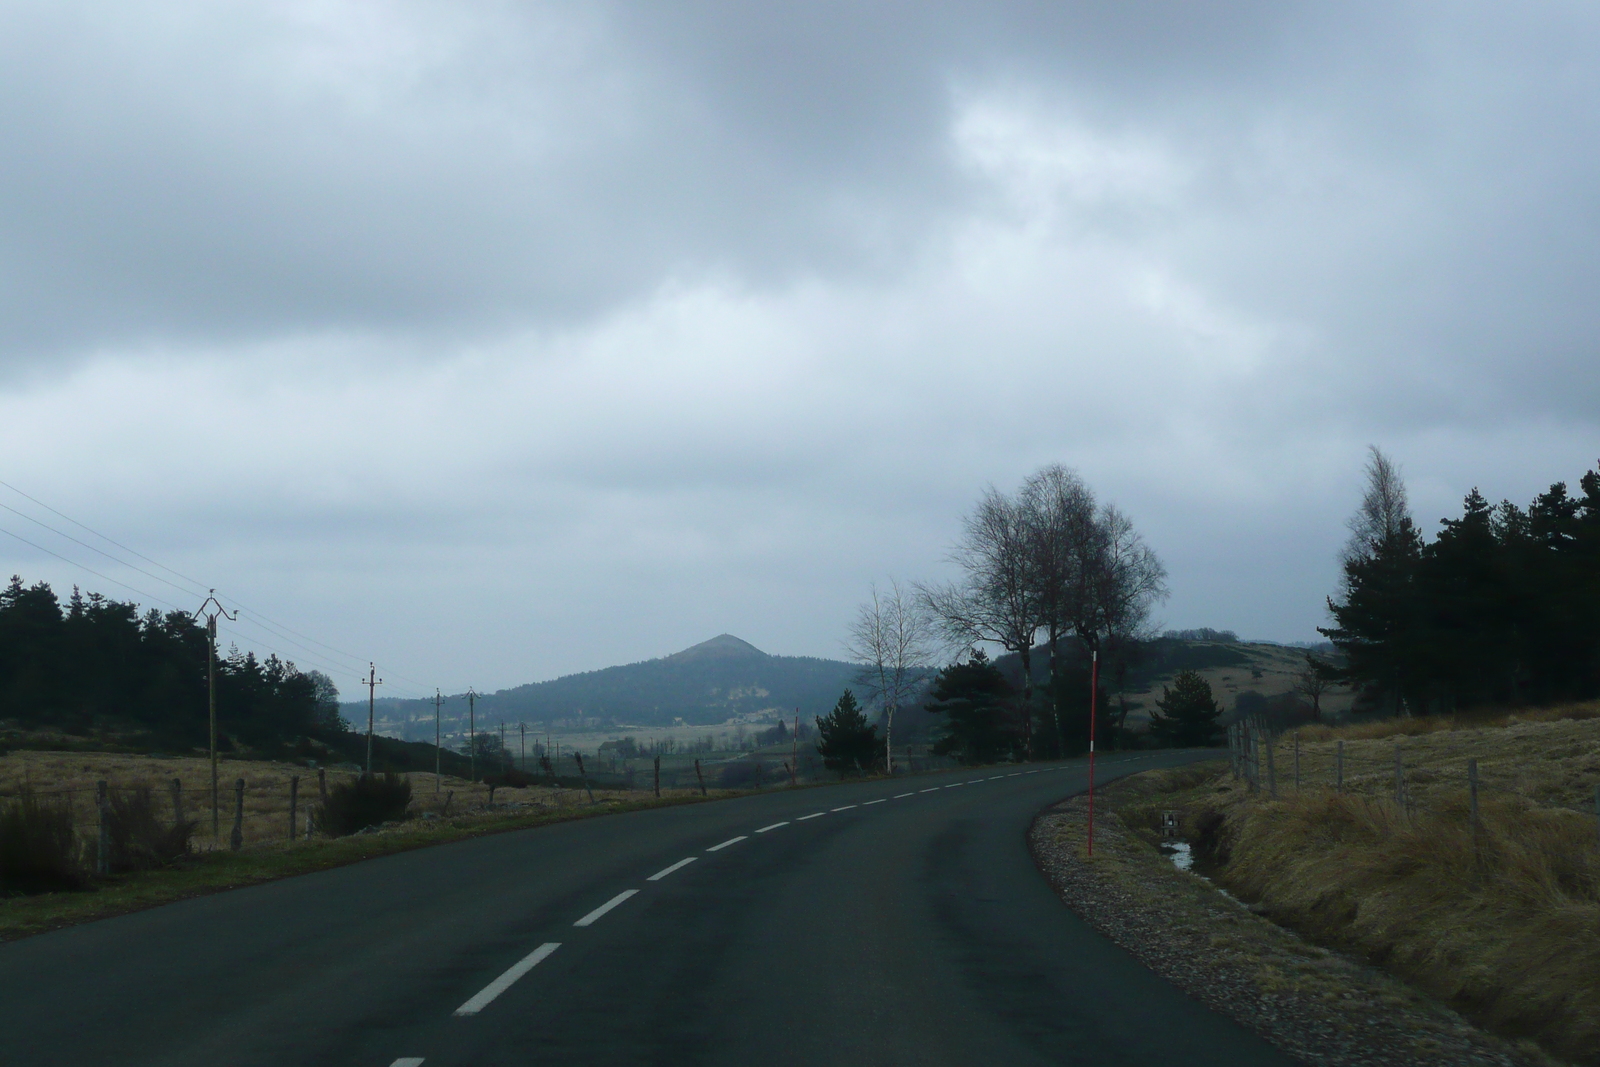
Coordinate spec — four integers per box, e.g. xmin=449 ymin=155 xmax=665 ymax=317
xmin=1031 ymin=790 xmax=1565 ymax=1067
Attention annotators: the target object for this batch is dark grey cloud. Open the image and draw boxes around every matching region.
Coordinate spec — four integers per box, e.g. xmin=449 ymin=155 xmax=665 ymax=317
xmin=0 ymin=2 xmax=1597 ymax=689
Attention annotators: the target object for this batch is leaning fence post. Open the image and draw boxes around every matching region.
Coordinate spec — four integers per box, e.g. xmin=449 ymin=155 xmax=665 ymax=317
xmin=574 ymin=753 xmax=596 ymax=805
xmin=318 ymin=767 xmax=328 ymax=805
xmin=1393 ymin=744 xmax=1405 ymax=811
xmin=288 ymin=776 xmax=299 ymax=842
xmin=1336 ymin=740 xmax=1344 ymax=793
xmin=1468 ymin=759 xmax=1480 ymax=856
xmin=230 ymin=778 xmax=245 ymax=851
xmin=1228 ymin=723 xmax=1239 ymax=780
xmin=653 ymin=755 xmax=661 ymax=798
xmin=1266 ymin=735 xmax=1278 ymax=799
xmin=694 ymin=758 xmax=707 ymax=796
xmin=96 ymin=780 xmax=108 ymax=876
xmin=1293 ymin=733 xmax=1301 ymax=790
xmin=171 ymin=777 xmax=183 ymax=827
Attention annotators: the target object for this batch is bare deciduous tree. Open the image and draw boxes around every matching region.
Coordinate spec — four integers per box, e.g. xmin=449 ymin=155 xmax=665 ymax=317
xmin=844 ymin=579 xmax=936 ymax=776
xmin=1021 ymin=465 xmax=1098 ymax=756
xmin=1343 ymin=446 xmax=1412 ymax=569
xmin=1074 ymin=503 xmax=1168 ymax=648
xmin=918 ymin=485 xmax=1044 ymax=757
xmin=1295 ymin=655 xmax=1338 ymax=721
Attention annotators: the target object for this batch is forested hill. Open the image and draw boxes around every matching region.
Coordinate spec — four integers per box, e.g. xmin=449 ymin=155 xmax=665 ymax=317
xmin=359 ymin=635 xmax=860 ymax=738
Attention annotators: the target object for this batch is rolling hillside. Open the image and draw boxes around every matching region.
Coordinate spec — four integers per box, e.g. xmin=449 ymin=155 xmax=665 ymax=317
xmin=356 ymin=635 xmax=861 ymax=739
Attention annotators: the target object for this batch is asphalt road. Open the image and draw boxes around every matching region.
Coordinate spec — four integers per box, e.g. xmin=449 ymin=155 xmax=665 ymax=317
xmin=1 ymin=752 xmax=1300 ymax=1067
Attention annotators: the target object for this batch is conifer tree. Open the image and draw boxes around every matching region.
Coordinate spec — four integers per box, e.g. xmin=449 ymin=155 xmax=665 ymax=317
xmin=815 ymin=689 xmax=879 ymax=775
xmin=1147 ymin=669 xmax=1222 ymax=747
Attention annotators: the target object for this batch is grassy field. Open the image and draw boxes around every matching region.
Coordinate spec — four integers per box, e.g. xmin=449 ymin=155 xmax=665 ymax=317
xmin=1143 ymin=705 xmax=1600 ymax=1066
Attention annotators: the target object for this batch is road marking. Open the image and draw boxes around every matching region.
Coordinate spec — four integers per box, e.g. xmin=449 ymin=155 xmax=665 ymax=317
xmin=920 ymin=787 xmax=940 ymax=793
xmin=797 ymin=811 xmax=827 ymax=820
xmin=707 ymin=835 xmax=748 ymax=852
xmin=755 ymin=821 xmax=789 ymax=833
xmin=893 ymin=792 xmax=914 ymax=798
xmin=1008 ymin=772 xmax=1021 ymax=777
xmin=945 ymin=782 xmax=964 ymax=788
xmin=391 ymin=1060 xmax=425 ymax=1067
xmin=452 ymin=943 xmax=560 ymax=1016
xmin=830 ymin=804 xmax=858 ymax=812
xmin=967 ymin=779 xmax=983 ymax=784
xmin=862 ymin=798 xmax=886 ymax=805
xmin=647 ymin=857 xmax=697 ymax=881
xmin=988 ymin=775 xmax=1004 ymax=780
xmin=574 ymin=890 xmax=638 ymax=927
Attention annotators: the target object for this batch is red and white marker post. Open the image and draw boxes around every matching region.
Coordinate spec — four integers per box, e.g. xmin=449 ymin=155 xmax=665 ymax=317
xmin=1087 ymin=648 xmax=1099 ymax=857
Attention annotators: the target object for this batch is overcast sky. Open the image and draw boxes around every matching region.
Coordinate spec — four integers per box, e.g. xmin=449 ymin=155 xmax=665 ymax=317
xmin=2 ymin=2 xmax=1597 ymax=698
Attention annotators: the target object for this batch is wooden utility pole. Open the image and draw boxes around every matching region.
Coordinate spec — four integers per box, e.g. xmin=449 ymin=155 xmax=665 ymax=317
xmin=432 ymin=689 xmax=444 ymax=793
xmin=1087 ymin=649 xmax=1099 ymax=857
xmin=363 ymin=663 xmax=383 ymax=775
xmin=193 ymin=590 xmax=236 ymax=841
xmin=467 ymin=687 xmax=477 ymax=783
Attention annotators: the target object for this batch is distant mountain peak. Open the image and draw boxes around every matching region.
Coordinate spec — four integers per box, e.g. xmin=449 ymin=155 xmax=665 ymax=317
xmin=666 ymin=634 xmax=768 ymax=662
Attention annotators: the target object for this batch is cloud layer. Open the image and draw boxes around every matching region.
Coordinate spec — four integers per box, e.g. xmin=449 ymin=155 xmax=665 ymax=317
xmin=1 ymin=2 xmax=1596 ymax=695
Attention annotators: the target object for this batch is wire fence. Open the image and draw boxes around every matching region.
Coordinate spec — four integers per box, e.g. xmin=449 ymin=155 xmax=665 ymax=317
xmin=1225 ymin=717 xmax=1600 ymax=846
xmin=0 ymin=745 xmax=969 ymax=874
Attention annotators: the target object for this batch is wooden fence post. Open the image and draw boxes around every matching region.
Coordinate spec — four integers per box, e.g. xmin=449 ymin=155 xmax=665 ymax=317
xmin=96 ymin=780 xmax=108 ymax=876
xmin=1293 ymin=733 xmax=1300 ymax=791
xmin=1266 ymin=735 xmax=1278 ymax=799
xmin=288 ymin=776 xmax=299 ymax=842
xmin=318 ymin=768 xmax=327 ymax=805
xmin=1393 ymin=744 xmax=1405 ymax=811
xmin=1468 ymin=759 xmax=1480 ymax=857
xmin=653 ymin=755 xmax=661 ymax=798
xmin=1336 ymin=740 xmax=1344 ymax=793
xmin=694 ymin=759 xmax=707 ymax=796
xmin=171 ymin=778 xmax=183 ymax=827
xmin=230 ymin=778 xmax=245 ymax=851
xmin=574 ymin=753 xmax=596 ymax=805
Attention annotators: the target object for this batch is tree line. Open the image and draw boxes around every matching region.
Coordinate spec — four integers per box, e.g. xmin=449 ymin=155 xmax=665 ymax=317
xmin=0 ymin=577 xmax=344 ymax=751
xmin=1323 ymin=449 xmax=1600 ymax=714
xmin=840 ymin=464 xmax=1204 ymax=768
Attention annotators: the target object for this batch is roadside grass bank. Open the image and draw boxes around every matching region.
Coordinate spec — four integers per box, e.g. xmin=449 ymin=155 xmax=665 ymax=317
xmin=1033 ymin=766 xmax=1559 ymax=1067
xmin=0 ymin=790 xmax=723 ymax=943
xmin=1200 ymin=709 xmax=1600 ymax=1066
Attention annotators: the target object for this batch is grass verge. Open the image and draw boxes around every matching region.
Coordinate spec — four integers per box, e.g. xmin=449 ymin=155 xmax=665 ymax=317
xmin=0 ymin=792 xmax=711 ymax=943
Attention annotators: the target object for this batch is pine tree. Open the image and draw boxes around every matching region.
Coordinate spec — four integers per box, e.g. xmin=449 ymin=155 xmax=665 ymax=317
xmin=924 ymin=650 xmax=1014 ymax=764
xmin=1147 ymin=669 xmax=1222 ymax=747
xmin=815 ymin=689 xmax=880 ymax=775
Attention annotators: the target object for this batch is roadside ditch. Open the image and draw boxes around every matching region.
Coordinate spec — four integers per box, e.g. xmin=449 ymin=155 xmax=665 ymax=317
xmin=1031 ymin=763 xmax=1575 ymax=1067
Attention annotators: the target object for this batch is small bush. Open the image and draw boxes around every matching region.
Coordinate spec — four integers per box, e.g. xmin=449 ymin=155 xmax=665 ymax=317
xmin=0 ymin=788 xmax=86 ymax=893
xmin=318 ymin=772 xmax=411 ymax=836
xmin=105 ymin=786 xmax=194 ymax=872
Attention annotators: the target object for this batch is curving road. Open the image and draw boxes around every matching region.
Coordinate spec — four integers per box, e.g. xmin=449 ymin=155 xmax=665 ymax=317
xmin=2 ymin=753 xmax=1298 ymax=1066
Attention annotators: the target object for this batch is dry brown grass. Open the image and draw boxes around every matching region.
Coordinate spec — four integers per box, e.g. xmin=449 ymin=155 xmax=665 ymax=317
xmin=0 ymin=750 xmax=684 ymax=851
xmin=1193 ymin=703 xmax=1600 ymax=1065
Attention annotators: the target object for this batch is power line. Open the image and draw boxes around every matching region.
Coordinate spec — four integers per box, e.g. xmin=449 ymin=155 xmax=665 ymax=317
xmin=0 ymin=479 xmax=210 ymax=593
xmin=0 ymin=499 xmax=206 ymax=601
xmin=0 ymin=524 xmax=187 ymax=612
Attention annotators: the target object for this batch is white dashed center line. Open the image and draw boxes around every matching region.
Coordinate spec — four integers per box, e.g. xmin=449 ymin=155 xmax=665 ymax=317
xmin=831 ymin=804 xmax=858 ymax=812
xmin=862 ymin=798 xmax=886 ymax=805
xmin=647 ymin=857 xmax=697 ymax=881
xmin=706 ymin=835 xmax=748 ymax=852
xmin=1008 ymin=772 xmax=1021 ymax=777
xmin=755 ymin=821 xmax=789 ymax=833
xmin=945 ymin=782 xmax=964 ymax=788
xmin=453 ymin=942 xmax=561 ymax=1016
xmin=920 ymin=787 xmax=940 ymax=793
xmin=967 ymin=779 xmax=983 ymax=784
xmin=573 ymin=890 xmax=638 ymax=927
xmin=391 ymin=1059 xmax=425 ymax=1067
xmin=797 ymin=811 xmax=827 ymax=821
xmin=893 ymin=792 xmax=914 ymax=798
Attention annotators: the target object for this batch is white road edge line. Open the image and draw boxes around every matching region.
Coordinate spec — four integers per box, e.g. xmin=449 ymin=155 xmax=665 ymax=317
xmin=452 ymin=943 xmax=561 ymax=1016
xmin=573 ymin=890 xmax=638 ymax=927
xmin=797 ymin=811 xmax=827 ymax=820
xmin=647 ymin=857 xmax=697 ymax=881
xmin=862 ymin=799 xmax=886 ymax=805
xmin=707 ymin=835 xmax=748 ymax=852
xmin=755 ymin=821 xmax=790 ymax=833
xmin=893 ymin=792 xmax=914 ymax=798
xmin=831 ymin=804 xmax=858 ymax=811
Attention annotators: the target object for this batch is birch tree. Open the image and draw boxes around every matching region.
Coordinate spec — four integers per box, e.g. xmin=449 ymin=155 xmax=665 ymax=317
xmin=844 ymin=579 xmax=936 ymax=776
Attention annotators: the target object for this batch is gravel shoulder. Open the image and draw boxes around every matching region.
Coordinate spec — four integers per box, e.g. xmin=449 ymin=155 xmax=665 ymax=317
xmin=1030 ymin=766 xmax=1568 ymax=1067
